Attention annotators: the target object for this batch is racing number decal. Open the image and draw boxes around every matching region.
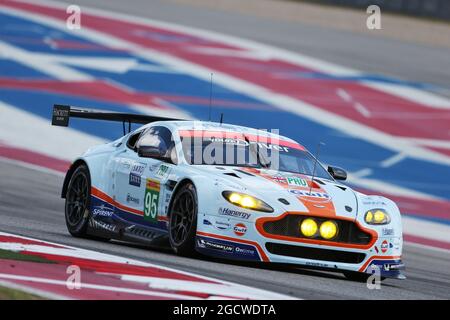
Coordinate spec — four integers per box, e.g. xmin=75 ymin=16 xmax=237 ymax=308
xmin=144 ymin=179 xmax=160 ymax=222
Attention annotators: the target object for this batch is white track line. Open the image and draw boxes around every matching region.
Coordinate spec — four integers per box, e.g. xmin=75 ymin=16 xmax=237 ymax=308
xmin=402 ymin=217 xmax=450 ymax=243
xmin=0 ymin=100 xmax=106 ymax=161
xmin=0 ymin=274 xmax=202 ymax=300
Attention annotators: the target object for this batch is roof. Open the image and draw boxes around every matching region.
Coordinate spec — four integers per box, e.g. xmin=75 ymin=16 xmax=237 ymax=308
xmin=165 ymin=120 xmax=299 ymax=143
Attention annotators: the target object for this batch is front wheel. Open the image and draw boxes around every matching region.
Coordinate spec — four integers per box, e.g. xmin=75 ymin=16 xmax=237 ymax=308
xmin=168 ymin=183 xmax=198 ymax=256
xmin=65 ymin=165 xmax=91 ymax=237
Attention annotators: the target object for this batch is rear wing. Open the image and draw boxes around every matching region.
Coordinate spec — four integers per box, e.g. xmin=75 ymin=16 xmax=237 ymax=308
xmin=51 ymin=104 xmax=184 ymax=134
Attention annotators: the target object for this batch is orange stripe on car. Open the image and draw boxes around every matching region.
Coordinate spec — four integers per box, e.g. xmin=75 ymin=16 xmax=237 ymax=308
xmin=91 ymin=187 xmax=168 ymax=222
xmin=358 ymin=255 xmax=402 ymax=272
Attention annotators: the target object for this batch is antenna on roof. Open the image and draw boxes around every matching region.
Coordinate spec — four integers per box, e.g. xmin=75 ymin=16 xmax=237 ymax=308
xmin=208 ymin=72 xmax=214 ymax=121
xmin=219 ymin=113 xmax=224 ymax=125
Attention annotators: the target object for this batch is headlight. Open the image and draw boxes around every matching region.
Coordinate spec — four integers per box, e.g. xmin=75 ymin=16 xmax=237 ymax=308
xmin=222 ymin=191 xmax=274 ymax=212
xmin=319 ymin=220 xmax=338 ymax=240
xmin=365 ymin=209 xmax=391 ymax=225
xmin=300 ymin=218 xmax=318 ymax=237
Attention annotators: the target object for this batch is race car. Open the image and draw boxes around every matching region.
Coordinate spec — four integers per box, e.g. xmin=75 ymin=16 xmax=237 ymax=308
xmin=52 ymin=104 xmax=405 ymax=281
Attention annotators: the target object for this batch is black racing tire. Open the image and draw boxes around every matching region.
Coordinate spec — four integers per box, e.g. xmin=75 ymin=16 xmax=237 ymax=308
xmin=168 ymin=183 xmax=198 ymax=257
xmin=64 ymin=164 xmax=92 ymax=238
xmin=343 ymin=271 xmax=386 ymax=282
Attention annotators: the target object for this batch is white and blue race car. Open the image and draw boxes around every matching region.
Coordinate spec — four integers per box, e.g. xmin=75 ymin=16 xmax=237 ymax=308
xmin=52 ymin=105 xmax=405 ymax=281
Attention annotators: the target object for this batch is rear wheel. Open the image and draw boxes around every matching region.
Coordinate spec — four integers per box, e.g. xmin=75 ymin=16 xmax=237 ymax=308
xmin=65 ymin=165 xmax=91 ymax=237
xmin=168 ymin=183 xmax=198 ymax=256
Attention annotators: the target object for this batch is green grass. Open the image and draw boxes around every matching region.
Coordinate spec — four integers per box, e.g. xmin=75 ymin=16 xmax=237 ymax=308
xmin=0 ymin=249 xmax=54 ymax=264
xmin=0 ymin=285 xmax=45 ymax=300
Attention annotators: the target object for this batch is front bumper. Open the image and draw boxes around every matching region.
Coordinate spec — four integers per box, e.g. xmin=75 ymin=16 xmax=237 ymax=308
xmin=196 ymin=212 xmax=405 ymax=279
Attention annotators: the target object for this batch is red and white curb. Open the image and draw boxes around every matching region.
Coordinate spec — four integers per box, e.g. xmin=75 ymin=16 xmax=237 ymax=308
xmin=0 ymin=231 xmax=294 ymax=300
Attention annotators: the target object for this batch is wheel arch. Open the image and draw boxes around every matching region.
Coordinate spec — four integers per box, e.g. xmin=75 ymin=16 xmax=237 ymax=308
xmin=167 ymin=178 xmax=196 ymax=218
xmin=61 ymin=159 xmax=90 ymax=198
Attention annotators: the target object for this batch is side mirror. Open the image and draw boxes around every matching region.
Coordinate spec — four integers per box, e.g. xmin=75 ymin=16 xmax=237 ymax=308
xmin=138 ymin=145 xmax=172 ymax=163
xmin=328 ymin=166 xmax=347 ymax=181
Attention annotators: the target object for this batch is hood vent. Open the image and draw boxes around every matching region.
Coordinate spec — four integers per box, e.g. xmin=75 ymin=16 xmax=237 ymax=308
xmin=234 ymin=169 xmax=255 ymax=176
xmin=334 ymin=185 xmax=347 ymax=191
xmin=278 ymin=198 xmax=290 ymax=205
xmin=223 ymin=172 xmax=241 ymax=179
xmin=313 ymin=179 xmax=325 ymax=185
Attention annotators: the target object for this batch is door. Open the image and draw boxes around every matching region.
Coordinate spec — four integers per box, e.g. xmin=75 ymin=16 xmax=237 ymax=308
xmin=114 ymin=125 xmax=177 ymax=226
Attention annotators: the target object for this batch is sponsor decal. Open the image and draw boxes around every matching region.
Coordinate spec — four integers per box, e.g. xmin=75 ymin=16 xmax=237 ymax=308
xmin=129 ymin=163 xmax=146 ymax=187
xmin=271 ymin=176 xmax=287 ymax=184
xmin=218 ymin=207 xmax=251 ymax=219
xmin=305 ymin=261 xmax=330 ymax=268
xmin=381 ymin=240 xmax=389 ymax=253
xmin=362 ymin=200 xmax=387 ymax=206
xmin=288 ymin=189 xmax=331 ymax=201
xmin=126 ymin=193 xmax=140 ymax=205
xmin=203 ymin=219 xmax=231 ymax=230
xmin=234 ymin=223 xmax=247 ymax=236
xmin=207 ymin=137 xmax=290 ymax=153
xmin=234 ymin=246 xmax=255 ymax=256
xmin=393 ymin=238 xmax=400 ymax=250
xmin=129 ymin=173 xmax=141 ymax=187
xmin=286 ymin=176 xmax=308 ymax=187
xmin=119 ymin=159 xmax=132 ymax=169
xmin=155 ymin=164 xmax=170 ymax=179
xmin=215 ymin=220 xmax=231 ymax=230
xmin=165 ymin=192 xmax=172 ymax=203
xmin=382 ymin=228 xmax=394 ymax=236
xmin=197 ymin=239 xmax=234 ymax=253
xmin=144 ymin=178 xmax=160 ymax=222
xmin=92 ymin=205 xmax=114 ymax=217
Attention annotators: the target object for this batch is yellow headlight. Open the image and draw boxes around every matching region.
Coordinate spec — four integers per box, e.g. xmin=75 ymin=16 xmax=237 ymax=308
xmin=241 ymin=196 xmax=256 ymax=208
xmin=365 ymin=211 xmax=373 ymax=223
xmin=228 ymin=193 xmax=242 ymax=204
xmin=374 ymin=210 xmax=385 ymax=223
xmin=222 ymin=191 xmax=274 ymax=213
xmin=300 ymin=218 xmax=318 ymax=237
xmin=364 ymin=209 xmax=391 ymax=225
xmin=319 ymin=220 xmax=338 ymax=240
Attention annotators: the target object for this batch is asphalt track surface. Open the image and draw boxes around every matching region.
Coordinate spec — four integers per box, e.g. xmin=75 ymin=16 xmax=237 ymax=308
xmin=1 ymin=160 xmax=449 ymax=299
xmin=0 ymin=0 xmax=449 ymax=299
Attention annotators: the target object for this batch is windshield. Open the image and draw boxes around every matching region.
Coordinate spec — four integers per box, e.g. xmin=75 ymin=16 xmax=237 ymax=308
xmin=180 ymin=135 xmax=332 ymax=180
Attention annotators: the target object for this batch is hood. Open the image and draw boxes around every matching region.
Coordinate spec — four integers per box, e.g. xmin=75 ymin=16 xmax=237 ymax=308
xmin=194 ymin=165 xmax=359 ymax=220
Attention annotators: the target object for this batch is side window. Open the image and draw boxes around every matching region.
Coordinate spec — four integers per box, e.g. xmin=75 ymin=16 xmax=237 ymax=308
xmin=136 ymin=126 xmax=174 ymax=158
xmin=126 ymin=130 xmax=144 ymax=150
